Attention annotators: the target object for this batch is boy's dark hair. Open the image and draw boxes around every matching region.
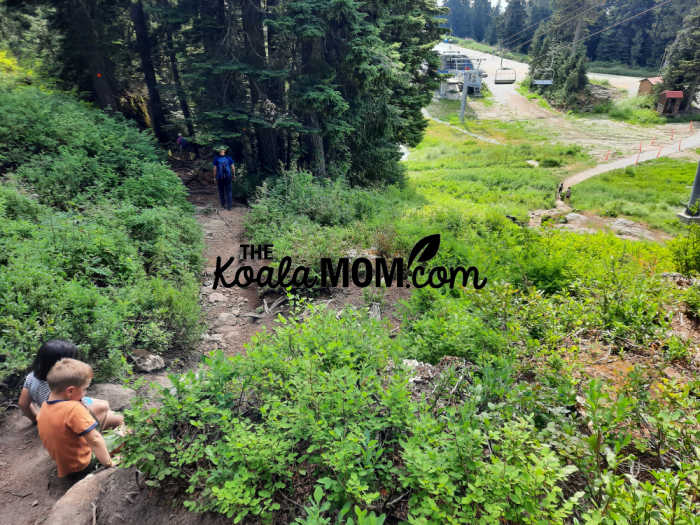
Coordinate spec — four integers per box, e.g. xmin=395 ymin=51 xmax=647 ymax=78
xmin=32 ymin=340 xmax=78 ymax=381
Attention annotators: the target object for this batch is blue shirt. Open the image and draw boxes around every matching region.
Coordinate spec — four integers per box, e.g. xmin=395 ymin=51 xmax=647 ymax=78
xmin=213 ymin=155 xmax=235 ymax=179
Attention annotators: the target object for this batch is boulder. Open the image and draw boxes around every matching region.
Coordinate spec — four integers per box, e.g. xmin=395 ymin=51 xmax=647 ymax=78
xmin=208 ymin=292 xmax=226 ymax=303
xmin=130 ymin=349 xmax=166 ymax=373
xmin=88 ymin=383 xmax=136 ymax=411
xmin=45 ymin=468 xmax=115 ymax=525
xmin=565 ymin=212 xmax=586 ymax=223
xmin=214 ymin=312 xmax=238 ymax=327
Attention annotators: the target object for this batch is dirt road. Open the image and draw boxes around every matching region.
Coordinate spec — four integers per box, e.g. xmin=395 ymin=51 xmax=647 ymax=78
xmin=437 ymin=43 xmax=641 ymax=97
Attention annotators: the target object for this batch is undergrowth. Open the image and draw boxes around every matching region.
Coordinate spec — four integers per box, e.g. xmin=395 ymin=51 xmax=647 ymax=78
xmin=0 ymin=65 xmax=202 ymax=384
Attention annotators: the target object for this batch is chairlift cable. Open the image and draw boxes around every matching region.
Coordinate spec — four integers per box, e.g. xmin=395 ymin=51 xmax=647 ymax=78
xmin=570 ymin=0 xmax=674 ymax=47
xmin=500 ymin=0 xmax=674 ymax=59
xmin=501 ymin=0 xmax=608 ymax=49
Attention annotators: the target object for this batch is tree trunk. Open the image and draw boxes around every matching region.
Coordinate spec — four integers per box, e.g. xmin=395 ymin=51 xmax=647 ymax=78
xmin=301 ymin=36 xmax=327 ymax=177
xmin=71 ymin=0 xmax=119 ymax=109
xmin=242 ymin=0 xmax=280 ymax=176
xmin=165 ymin=30 xmax=195 ymax=137
xmin=130 ymin=0 xmax=166 ymax=141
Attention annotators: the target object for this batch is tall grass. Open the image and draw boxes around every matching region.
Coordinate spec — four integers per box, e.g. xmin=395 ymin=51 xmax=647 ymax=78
xmin=592 ymin=95 xmax=665 ymax=125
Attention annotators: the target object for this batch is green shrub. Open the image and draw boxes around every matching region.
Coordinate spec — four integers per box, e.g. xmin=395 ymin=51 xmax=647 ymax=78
xmin=684 ymin=285 xmax=700 ymax=319
xmin=122 ymin=303 xmax=584 ymax=524
xmin=670 ymin=224 xmax=700 ymax=276
xmin=0 ymin=79 xmax=202 ymax=383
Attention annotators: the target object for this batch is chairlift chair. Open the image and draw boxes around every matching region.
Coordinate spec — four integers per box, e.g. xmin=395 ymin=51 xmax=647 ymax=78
xmin=494 ymin=54 xmax=516 ymax=84
xmin=494 ymin=67 xmax=516 ymax=84
xmin=532 ymin=68 xmax=553 ymax=86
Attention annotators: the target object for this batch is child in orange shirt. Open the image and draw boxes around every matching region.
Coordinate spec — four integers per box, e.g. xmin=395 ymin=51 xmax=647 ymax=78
xmin=37 ymin=358 xmax=114 ymax=480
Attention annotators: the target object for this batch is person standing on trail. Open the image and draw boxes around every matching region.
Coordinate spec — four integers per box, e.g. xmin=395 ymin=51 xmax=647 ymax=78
xmin=213 ymin=147 xmax=235 ymax=210
xmin=557 ymin=183 xmax=563 ymax=199
xmin=565 ymin=187 xmax=571 ymax=201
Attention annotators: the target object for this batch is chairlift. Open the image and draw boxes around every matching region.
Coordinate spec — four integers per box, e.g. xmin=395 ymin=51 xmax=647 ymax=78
xmin=494 ymin=54 xmax=516 ymax=85
xmin=532 ymin=68 xmax=554 ymax=86
xmin=494 ymin=67 xmax=516 ymax=84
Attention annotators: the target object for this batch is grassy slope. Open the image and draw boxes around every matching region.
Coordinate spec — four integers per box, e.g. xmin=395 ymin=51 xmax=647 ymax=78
xmin=572 ymin=157 xmax=699 ymax=233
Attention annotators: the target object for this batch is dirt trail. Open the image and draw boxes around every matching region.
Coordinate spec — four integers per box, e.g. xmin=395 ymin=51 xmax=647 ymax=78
xmin=0 ymin=158 xmax=411 ymax=525
xmin=0 ymin=159 xmax=277 ymax=525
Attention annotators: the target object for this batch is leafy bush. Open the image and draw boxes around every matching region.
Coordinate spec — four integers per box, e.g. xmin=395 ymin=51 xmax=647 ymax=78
xmin=670 ymin=224 xmax=700 ymax=276
xmin=122 ymin=303 xmax=584 ymax=524
xmin=0 ymin=79 xmax=202 ymax=384
xmin=684 ymin=285 xmax=700 ymax=319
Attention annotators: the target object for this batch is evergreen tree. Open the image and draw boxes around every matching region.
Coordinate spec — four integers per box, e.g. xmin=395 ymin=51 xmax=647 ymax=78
xmin=472 ymin=0 xmax=492 ymax=42
xmin=503 ymin=0 xmax=527 ymax=51
xmin=663 ymin=4 xmax=700 ymax=111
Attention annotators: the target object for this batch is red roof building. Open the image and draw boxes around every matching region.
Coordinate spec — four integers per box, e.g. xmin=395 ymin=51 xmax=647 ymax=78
xmin=638 ymin=77 xmax=664 ymax=96
xmin=657 ymin=89 xmax=684 ymax=115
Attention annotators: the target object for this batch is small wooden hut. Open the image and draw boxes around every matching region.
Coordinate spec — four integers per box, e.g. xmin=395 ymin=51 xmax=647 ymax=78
xmin=657 ymin=90 xmax=683 ymax=116
xmin=637 ymin=76 xmax=663 ymax=96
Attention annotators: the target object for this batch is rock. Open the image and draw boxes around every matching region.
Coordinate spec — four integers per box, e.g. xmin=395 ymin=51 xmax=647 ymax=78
xmin=216 ymin=325 xmax=238 ymax=335
xmin=662 ymin=367 xmax=682 ymax=381
xmin=608 ymin=218 xmax=653 ymax=240
xmin=214 ymin=312 xmax=238 ymax=327
xmin=224 ymin=330 xmax=240 ymax=342
xmin=45 ymin=469 xmax=114 ymax=525
xmin=203 ymin=333 xmax=224 ymax=342
xmin=565 ymin=213 xmax=586 ymax=223
xmin=526 ymin=159 xmax=540 ymax=167
xmin=208 ymin=292 xmax=226 ymax=303
xmin=130 ymin=349 xmax=165 ymax=373
xmin=88 ymin=383 xmax=136 ymax=411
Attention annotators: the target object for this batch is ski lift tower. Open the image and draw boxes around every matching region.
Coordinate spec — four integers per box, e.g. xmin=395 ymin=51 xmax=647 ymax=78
xmin=678 ymin=161 xmax=700 ymax=224
xmin=434 ymin=42 xmax=484 ymax=99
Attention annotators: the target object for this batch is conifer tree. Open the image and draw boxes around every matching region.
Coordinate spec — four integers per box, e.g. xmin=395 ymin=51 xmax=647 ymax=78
xmin=663 ymin=4 xmax=700 ymax=111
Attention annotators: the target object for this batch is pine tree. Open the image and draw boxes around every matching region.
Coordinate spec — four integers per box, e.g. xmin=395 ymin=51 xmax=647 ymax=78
xmin=663 ymin=4 xmax=700 ymax=111
xmin=503 ymin=0 xmax=527 ymax=51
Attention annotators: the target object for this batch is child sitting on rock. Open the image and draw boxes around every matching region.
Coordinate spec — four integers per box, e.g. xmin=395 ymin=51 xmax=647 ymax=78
xmin=18 ymin=339 xmax=123 ymax=429
xmin=37 ymin=358 xmax=115 ymax=480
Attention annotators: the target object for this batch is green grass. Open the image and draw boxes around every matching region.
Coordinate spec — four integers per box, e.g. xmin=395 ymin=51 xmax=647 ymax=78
xmin=516 ymin=80 xmax=556 ymax=112
xmin=591 ymin=95 xmax=665 ymax=125
xmin=587 ymin=60 xmax=657 ymax=78
xmin=571 ymin=158 xmax=698 ymax=233
xmin=399 ymin=119 xmax=590 ymax=242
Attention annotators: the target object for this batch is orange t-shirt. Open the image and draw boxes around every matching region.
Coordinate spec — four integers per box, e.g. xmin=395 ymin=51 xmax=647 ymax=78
xmin=37 ymin=399 xmax=97 ymax=477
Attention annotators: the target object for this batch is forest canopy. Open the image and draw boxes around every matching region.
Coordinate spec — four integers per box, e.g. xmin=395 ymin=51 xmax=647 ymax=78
xmin=0 ymin=0 xmax=447 ymax=189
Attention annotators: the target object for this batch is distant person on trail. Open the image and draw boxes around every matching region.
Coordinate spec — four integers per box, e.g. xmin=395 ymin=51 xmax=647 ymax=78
xmin=37 ymin=358 xmax=115 ymax=480
xmin=213 ymin=147 xmax=235 ymax=210
xmin=557 ymin=183 xmax=563 ymax=199
xmin=565 ymin=187 xmax=571 ymax=201
xmin=18 ymin=339 xmax=123 ymax=430
xmin=176 ymin=133 xmax=200 ymax=159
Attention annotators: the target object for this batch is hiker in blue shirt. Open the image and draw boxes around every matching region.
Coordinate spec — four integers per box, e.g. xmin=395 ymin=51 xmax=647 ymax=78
xmin=212 ymin=147 xmax=235 ymax=210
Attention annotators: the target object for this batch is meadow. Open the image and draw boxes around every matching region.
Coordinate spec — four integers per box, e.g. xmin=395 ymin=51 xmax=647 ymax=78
xmin=572 ymin=158 xmax=698 ymax=233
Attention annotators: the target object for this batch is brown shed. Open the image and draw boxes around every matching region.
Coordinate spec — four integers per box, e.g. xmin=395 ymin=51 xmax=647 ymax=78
xmin=657 ymin=90 xmax=684 ymax=116
xmin=637 ymin=76 xmax=663 ymax=96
